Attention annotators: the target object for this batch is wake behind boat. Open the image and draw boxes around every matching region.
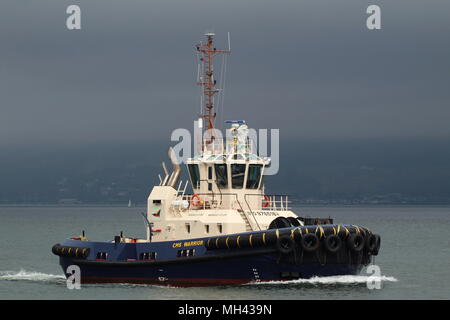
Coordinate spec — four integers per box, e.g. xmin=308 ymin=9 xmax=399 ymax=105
xmin=52 ymin=33 xmax=381 ymax=287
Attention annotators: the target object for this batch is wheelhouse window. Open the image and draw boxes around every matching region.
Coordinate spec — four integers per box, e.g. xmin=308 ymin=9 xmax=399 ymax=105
xmin=246 ymin=164 xmax=263 ymax=189
xmin=214 ymin=164 xmax=228 ymax=189
xmin=231 ymin=164 xmax=246 ymax=189
xmin=188 ymin=164 xmax=200 ymax=188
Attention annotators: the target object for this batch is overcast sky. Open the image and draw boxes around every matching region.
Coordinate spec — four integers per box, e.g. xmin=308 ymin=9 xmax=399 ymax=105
xmin=1 ymin=0 xmax=449 ymax=146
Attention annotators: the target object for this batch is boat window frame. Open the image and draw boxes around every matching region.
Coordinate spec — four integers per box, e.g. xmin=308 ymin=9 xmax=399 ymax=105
xmin=257 ymin=164 xmax=266 ymax=189
xmin=214 ymin=163 xmax=229 ymax=189
xmin=231 ymin=163 xmax=246 ymax=189
xmin=246 ymin=164 xmax=263 ymax=189
xmin=187 ymin=164 xmax=201 ymax=189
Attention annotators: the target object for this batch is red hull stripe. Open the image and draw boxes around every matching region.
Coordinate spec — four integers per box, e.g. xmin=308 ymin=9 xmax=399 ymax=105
xmin=81 ymin=276 xmax=252 ymax=287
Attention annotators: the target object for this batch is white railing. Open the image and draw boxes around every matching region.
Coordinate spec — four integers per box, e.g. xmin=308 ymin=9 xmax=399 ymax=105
xmin=201 ymin=138 xmax=254 ymax=155
xmin=169 ymin=192 xmax=291 ymax=214
xmin=260 ymin=195 xmax=291 ymax=211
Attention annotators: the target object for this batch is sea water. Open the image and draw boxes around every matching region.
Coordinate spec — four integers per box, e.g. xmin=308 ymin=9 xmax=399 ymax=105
xmin=0 ymin=205 xmax=449 ymax=300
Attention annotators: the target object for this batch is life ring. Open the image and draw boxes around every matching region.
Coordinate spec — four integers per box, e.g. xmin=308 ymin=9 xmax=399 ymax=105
xmin=323 ymin=234 xmax=342 ymax=253
xmin=276 ymin=235 xmax=295 ymax=255
xmin=191 ymin=194 xmax=203 ymax=207
xmin=346 ymin=233 xmax=365 ymax=252
xmin=262 ymin=195 xmax=271 ymax=208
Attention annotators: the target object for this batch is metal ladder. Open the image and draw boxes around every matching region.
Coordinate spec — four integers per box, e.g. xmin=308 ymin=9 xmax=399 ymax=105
xmin=236 ymin=200 xmax=253 ymax=232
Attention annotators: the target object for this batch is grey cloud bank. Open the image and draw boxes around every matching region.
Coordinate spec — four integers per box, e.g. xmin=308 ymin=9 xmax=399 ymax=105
xmin=0 ymin=0 xmax=449 ymax=146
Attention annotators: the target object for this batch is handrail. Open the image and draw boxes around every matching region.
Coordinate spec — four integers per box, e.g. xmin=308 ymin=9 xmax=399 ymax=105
xmin=178 ymin=192 xmax=240 ymax=211
xmin=244 ymin=193 xmax=291 ymax=211
xmin=174 ymin=192 xmax=256 ymax=231
xmin=202 ymin=137 xmax=254 ymax=155
xmin=243 ymin=196 xmax=262 ymax=231
xmin=173 ymin=192 xmax=291 ymax=212
xmin=234 ymin=199 xmax=255 ymax=231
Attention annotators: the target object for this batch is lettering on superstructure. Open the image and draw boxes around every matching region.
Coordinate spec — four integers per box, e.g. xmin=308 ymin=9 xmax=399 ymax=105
xmin=251 ymin=211 xmax=281 ymax=217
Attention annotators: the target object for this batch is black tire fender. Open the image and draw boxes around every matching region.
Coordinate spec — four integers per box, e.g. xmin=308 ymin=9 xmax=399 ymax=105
xmin=323 ymin=234 xmax=342 ymax=253
xmin=276 ymin=235 xmax=296 ymax=255
xmin=300 ymin=233 xmax=320 ymax=252
xmin=347 ymin=233 xmax=365 ymax=252
xmin=268 ymin=217 xmax=291 ymax=230
xmin=365 ymin=234 xmax=377 ymax=252
xmin=287 ymin=217 xmax=301 ymax=227
xmin=372 ymin=234 xmax=381 ymax=255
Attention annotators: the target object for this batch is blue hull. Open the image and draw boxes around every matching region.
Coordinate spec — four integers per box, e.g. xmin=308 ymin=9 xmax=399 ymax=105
xmin=60 ymin=256 xmax=364 ymax=286
xmin=54 ymin=226 xmax=374 ymax=287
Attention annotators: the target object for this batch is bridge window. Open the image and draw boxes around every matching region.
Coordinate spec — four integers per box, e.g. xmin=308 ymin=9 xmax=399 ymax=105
xmin=188 ymin=164 xmax=200 ymax=189
xmin=214 ymin=164 xmax=228 ymax=188
xmin=231 ymin=164 xmax=246 ymax=189
xmin=246 ymin=164 xmax=263 ymax=189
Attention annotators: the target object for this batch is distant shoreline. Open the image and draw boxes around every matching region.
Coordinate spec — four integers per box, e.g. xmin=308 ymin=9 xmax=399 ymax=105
xmin=1 ymin=202 xmax=450 ymax=207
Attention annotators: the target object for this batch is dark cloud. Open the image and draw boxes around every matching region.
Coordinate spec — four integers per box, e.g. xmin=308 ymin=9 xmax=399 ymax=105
xmin=1 ymin=0 xmax=449 ymax=146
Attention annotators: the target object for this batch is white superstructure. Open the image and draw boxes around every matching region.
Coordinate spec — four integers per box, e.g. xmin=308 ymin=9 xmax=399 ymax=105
xmin=145 ymin=33 xmax=300 ymax=242
xmin=146 ymin=121 xmax=301 ymax=242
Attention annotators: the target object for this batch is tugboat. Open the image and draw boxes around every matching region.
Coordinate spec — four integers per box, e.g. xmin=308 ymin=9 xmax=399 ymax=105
xmin=52 ymin=33 xmax=381 ymax=287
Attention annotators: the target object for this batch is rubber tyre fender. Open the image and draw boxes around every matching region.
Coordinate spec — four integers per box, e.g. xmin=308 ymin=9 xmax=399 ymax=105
xmin=323 ymin=234 xmax=342 ymax=253
xmin=365 ymin=234 xmax=377 ymax=252
xmin=287 ymin=217 xmax=301 ymax=227
xmin=268 ymin=217 xmax=291 ymax=230
xmin=276 ymin=235 xmax=296 ymax=255
xmin=372 ymin=234 xmax=381 ymax=255
xmin=347 ymin=233 xmax=365 ymax=252
xmin=51 ymin=244 xmax=60 ymax=255
xmin=300 ymin=233 xmax=320 ymax=252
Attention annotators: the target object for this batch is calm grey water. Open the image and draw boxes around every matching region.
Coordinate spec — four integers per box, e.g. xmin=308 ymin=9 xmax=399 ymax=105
xmin=1 ymin=205 xmax=449 ymax=300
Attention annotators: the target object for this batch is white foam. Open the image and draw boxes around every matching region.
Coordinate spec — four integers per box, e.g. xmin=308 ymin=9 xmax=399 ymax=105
xmin=0 ymin=270 xmax=398 ymax=288
xmin=245 ymin=275 xmax=398 ymax=286
xmin=0 ymin=269 xmax=65 ymax=283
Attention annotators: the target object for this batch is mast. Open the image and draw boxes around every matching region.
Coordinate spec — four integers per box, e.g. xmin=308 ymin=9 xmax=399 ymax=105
xmin=195 ymin=33 xmax=231 ymax=146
